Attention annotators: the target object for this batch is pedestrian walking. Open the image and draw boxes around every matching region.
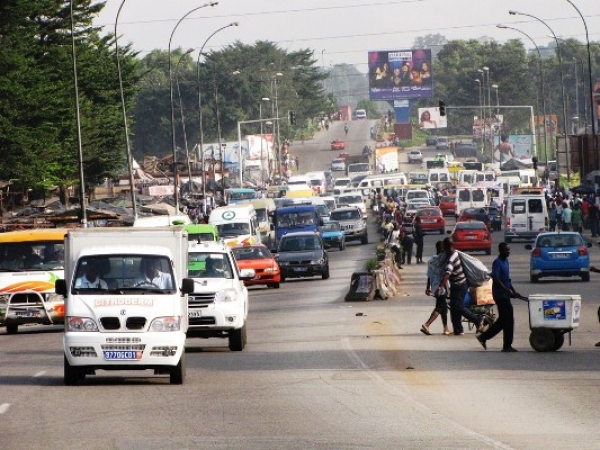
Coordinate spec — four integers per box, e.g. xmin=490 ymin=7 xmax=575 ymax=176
xmin=400 ymin=228 xmax=414 ymax=265
xmin=476 ymin=242 xmax=522 ymax=352
xmin=422 ymin=241 xmax=451 ymax=335
xmin=413 ymin=216 xmax=425 ymax=264
xmin=435 ymin=238 xmax=484 ymax=335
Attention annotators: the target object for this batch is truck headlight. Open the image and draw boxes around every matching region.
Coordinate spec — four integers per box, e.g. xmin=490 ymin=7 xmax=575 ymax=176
xmin=150 ymin=316 xmax=181 ymax=332
xmin=66 ymin=316 xmax=99 ymax=332
xmin=215 ymin=288 xmax=238 ymax=303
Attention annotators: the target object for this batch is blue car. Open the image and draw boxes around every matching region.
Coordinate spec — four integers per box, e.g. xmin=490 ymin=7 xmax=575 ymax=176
xmin=525 ymin=232 xmax=591 ymax=283
xmin=319 ymin=221 xmax=346 ymax=251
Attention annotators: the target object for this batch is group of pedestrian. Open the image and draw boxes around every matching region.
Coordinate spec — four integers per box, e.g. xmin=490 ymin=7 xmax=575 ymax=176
xmin=421 ymin=237 xmax=522 ymax=351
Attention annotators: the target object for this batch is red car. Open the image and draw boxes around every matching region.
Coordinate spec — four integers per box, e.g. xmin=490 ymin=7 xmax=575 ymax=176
xmin=231 ymin=244 xmax=281 ymax=289
xmin=414 ymin=206 xmax=446 ymax=235
xmin=330 ymin=139 xmax=345 ymax=150
xmin=450 ymin=220 xmax=492 ymax=255
xmin=438 ymin=195 xmax=456 ymax=216
xmin=457 ymin=207 xmax=492 ymax=230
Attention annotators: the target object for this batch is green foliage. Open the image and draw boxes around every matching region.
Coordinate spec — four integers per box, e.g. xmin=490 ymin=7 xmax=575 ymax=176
xmin=365 ymin=257 xmax=379 ymax=272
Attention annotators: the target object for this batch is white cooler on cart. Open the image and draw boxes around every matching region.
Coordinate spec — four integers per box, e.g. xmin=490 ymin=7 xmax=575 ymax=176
xmin=527 ymin=294 xmax=581 ymax=352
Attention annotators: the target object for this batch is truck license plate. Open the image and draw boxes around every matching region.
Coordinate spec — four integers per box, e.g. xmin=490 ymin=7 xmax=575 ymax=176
xmin=104 ymin=351 xmax=142 ymax=361
xmin=188 ymin=309 xmax=203 ymax=318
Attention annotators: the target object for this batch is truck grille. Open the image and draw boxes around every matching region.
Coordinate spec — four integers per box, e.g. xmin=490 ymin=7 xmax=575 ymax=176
xmin=100 ymin=316 xmax=147 ymax=331
xmin=188 ymin=292 xmax=216 ymax=306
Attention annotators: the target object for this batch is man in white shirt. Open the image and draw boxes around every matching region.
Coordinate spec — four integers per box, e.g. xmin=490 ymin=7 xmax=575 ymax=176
xmin=75 ymin=261 xmax=108 ymax=289
xmin=137 ymin=258 xmax=173 ymax=289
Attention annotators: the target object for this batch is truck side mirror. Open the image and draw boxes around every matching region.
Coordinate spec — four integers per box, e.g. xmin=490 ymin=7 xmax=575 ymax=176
xmin=55 ymin=279 xmax=67 ymax=297
xmin=181 ymin=278 xmax=195 ymax=295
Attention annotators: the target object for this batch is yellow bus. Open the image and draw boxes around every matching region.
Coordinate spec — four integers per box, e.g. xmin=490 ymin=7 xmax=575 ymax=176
xmin=0 ymin=228 xmax=68 ymax=334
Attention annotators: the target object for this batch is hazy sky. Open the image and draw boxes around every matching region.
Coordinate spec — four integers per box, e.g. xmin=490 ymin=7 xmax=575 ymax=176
xmin=94 ymin=0 xmax=600 ymax=72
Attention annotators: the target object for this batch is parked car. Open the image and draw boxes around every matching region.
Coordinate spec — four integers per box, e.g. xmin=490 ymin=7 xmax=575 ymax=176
xmin=319 ymin=220 xmax=346 ymax=250
xmin=407 ymin=149 xmax=423 ymax=163
xmin=330 ymin=139 xmax=345 ymax=150
xmin=414 ymin=206 xmax=446 ymax=234
xmin=525 ymin=232 xmax=591 ymax=283
xmin=482 ymin=206 xmax=503 ymax=231
xmin=450 ymin=220 xmax=492 ymax=255
xmin=331 ymin=158 xmax=346 ymax=172
xmin=231 ymin=243 xmax=281 ymax=289
xmin=275 ymin=231 xmax=330 ymax=281
xmin=436 ymin=137 xmax=449 ymax=149
xmin=438 ymin=195 xmax=456 ymax=216
xmin=457 ymin=207 xmax=492 ymax=230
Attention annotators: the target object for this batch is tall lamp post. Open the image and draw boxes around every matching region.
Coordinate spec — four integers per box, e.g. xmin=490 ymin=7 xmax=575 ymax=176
xmin=564 ymin=0 xmax=598 ymax=171
xmin=196 ymin=21 xmax=238 ymax=210
xmin=497 ymin=24 xmax=549 ymax=165
xmin=475 ymin=78 xmax=484 ymax=152
xmin=169 ymin=2 xmax=217 ymax=213
xmin=114 ymin=0 xmax=138 ymax=219
xmin=175 ymin=49 xmax=194 ymax=191
xmin=492 ymin=84 xmax=499 ymax=116
xmin=273 ymin=72 xmax=283 ymax=176
xmin=509 ymin=10 xmax=571 ymax=184
xmin=259 ymin=97 xmax=270 ymax=183
xmin=70 ymin=1 xmax=87 ymax=227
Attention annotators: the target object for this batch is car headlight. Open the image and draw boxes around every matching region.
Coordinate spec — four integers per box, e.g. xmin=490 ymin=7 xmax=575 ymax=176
xmin=279 ymin=261 xmax=290 ymax=266
xmin=264 ymin=266 xmax=278 ymax=272
xmin=150 ymin=316 xmax=181 ymax=332
xmin=215 ymin=288 xmax=239 ymax=303
xmin=311 ymin=259 xmax=325 ymax=265
xmin=66 ymin=316 xmax=99 ymax=332
xmin=45 ymin=292 xmax=64 ymax=303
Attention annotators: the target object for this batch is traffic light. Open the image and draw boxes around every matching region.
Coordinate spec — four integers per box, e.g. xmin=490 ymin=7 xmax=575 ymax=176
xmin=439 ymin=100 xmax=446 ymax=117
xmin=288 ymin=110 xmax=297 ymax=126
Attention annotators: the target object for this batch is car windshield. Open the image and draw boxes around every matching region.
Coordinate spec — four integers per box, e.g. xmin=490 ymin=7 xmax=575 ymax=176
xmin=280 ymin=236 xmax=321 ymax=252
xmin=232 ymin=246 xmax=271 ymax=260
xmin=0 ymin=241 xmax=65 ymax=271
xmin=441 ymin=196 xmax=454 ymax=203
xmin=456 ymin=222 xmax=486 ymax=230
xmin=331 ymin=209 xmax=361 ymax=220
xmin=188 ymin=252 xmax=234 ymax=279
xmin=537 ymin=234 xmax=582 ymax=248
xmin=339 ymin=196 xmax=362 ymax=204
xmin=216 ymin=222 xmax=250 ymax=237
xmin=418 ymin=208 xmax=440 ymax=217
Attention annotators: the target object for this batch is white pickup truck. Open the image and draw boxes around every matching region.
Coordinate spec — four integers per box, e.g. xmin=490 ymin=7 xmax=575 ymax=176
xmin=56 ymin=227 xmax=195 ymax=385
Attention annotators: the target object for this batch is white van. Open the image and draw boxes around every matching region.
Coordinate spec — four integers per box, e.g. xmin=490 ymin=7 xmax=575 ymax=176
xmin=455 ymin=187 xmax=488 ymax=216
xmin=286 ymin=175 xmax=310 ymax=191
xmin=306 ymin=171 xmax=327 ymax=194
xmin=427 ymin=169 xmax=451 ymax=184
xmin=238 ymin=198 xmax=276 ymax=248
xmin=355 ymin=109 xmax=367 ymax=119
xmin=504 ymin=195 xmax=548 ymax=242
xmin=405 ymin=189 xmax=431 ymax=203
xmin=208 ymin=203 xmax=261 ymax=246
xmin=357 ymin=172 xmax=407 ymax=196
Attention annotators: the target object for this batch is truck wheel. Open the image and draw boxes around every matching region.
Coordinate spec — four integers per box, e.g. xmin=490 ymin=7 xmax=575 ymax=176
xmin=170 ymin=352 xmax=186 ymax=385
xmin=229 ymin=325 xmax=246 ymax=351
xmin=322 ymin=265 xmax=330 ymax=280
xmin=6 ymin=323 xmax=18 ymax=334
xmin=64 ymin=356 xmax=84 ymax=386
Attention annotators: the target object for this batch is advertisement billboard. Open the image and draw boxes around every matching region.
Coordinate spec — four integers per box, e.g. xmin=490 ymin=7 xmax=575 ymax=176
xmin=368 ymin=49 xmax=433 ymax=101
xmin=418 ymin=107 xmax=446 ymax=129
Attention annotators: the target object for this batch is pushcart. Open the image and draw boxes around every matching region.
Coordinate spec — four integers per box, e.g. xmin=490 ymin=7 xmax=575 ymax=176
xmin=523 ymin=294 xmax=581 ymax=352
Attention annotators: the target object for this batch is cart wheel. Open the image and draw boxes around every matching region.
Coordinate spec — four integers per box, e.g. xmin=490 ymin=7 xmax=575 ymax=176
xmin=529 ymin=328 xmax=555 ymax=352
xmin=552 ymin=331 xmax=565 ymax=351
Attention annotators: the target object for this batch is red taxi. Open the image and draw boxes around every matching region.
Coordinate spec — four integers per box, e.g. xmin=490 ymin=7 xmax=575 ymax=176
xmin=414 ymin=206 xmax=446 ymax=235
xmin=450 ymin=220 xmax=492 ymax=255
xmin=231 ymin=244 xmax=281 ymax=289
xmin=457 ymin=207 xmax=492 ymax=230
xmin=331 ymin=139 xmax=346 ymax=150
xmin=438 ymin=195 xmax=456 ymax=216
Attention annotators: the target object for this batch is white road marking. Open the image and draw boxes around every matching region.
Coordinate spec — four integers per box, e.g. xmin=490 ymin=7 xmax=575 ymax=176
xmin=0 ymin=403 xmax=10 ymax=414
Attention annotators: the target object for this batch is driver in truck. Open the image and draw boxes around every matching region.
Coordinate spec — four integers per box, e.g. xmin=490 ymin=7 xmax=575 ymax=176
xmin=137 ymin=257 xmax=173 ymax=289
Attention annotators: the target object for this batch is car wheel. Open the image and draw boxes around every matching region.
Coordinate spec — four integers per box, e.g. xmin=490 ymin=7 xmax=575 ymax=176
xmin=530 ymin=274 xmax=539 ymax=283
xmin=280 ymin=275 xmax=286 ymax=283
xmin=485 ymin=248 xmax=491 ymax=255
xmin=229 ymin=325 xmax=246 ymax=351
xmin=170 ymin=352 xmax=186 ymax=385
xmin=322 ymin=265 xmax=330 ymax=280
xmin=504 ymin=237 xmax=512 ymax=243
xmin=268 ymin=282 xmax=280 ymax=289
xmin=6 ymin=323 xmax=18 ymax=334
xmin=582 ymin=273 xmax=590 ymax=282
xmin=439 ymin=228 xmax=444 ymax=235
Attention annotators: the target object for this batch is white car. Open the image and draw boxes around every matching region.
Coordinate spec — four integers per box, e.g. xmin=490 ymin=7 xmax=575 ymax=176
xmin=402 ymin=199 xmax=431 ymax=226
xmin=331 ymin=159 xmax=346 ymax=172
xmin=186 ymin=241 xmax=255 ymax=351
xmin=407 ymin=149 xmax=423 ymax=163
xmin=337 ymin=193 xmax=368 ymax=219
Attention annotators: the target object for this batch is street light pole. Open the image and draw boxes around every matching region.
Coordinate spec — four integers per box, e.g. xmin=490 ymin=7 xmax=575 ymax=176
xmin=492 ymin=84 xmax=499 ymax=116
xmin=475 ymin=77 xmax=484 ymax=153
xmin=169 ymin=2 xmax=217 ymax=213
xmin=175 ymin=49 xmax=194 ymax=192
xmin=70 ymin=1 xmax=87 ymax=227
xmin=196 ymin=21 xmax=237 ymax=211
xmin=509 ymin=10 xmax=571 ymax=184
xmin=114 ymin=0 xmax=138 ymax=219
xmin=274 ymin=72 xmax=283 ymax=177
xmin=260 ymin=97 xmax=270 ymax=183
xmin=497 ymin=24 xmax=549 ymax=165
xmin=564 ymin=0 xmax=598 ymax=171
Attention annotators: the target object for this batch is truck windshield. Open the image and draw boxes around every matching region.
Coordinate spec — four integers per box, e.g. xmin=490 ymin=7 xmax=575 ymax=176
xmin=73 ymin=255 xmax=175 ymax=292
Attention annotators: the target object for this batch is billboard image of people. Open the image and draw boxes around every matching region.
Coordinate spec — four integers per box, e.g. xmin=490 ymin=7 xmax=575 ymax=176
xmin=418 ymin=107 xmax=446 ymax=129
xmin=368 ymin=49 xmax=433 ymax=101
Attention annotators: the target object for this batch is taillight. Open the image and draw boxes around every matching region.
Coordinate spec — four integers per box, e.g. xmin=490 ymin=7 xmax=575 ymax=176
xmin=506 ymin=217 xmax=511 ymax=227
xmin=484 ymin=233 xmax=490 ymax=240
xmin=532 ymin=248 xmax=541 ymax=257
xmin=578 ymin=245 xmax=588 ymax=256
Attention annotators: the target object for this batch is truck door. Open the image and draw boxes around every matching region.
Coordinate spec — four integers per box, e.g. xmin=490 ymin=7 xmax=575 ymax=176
xmin=527 ymin=197 xmax=546 ymax=232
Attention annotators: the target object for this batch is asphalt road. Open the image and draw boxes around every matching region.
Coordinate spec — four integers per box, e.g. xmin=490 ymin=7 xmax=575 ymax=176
xmin=3 ymin=132 xmax=600 ymax=449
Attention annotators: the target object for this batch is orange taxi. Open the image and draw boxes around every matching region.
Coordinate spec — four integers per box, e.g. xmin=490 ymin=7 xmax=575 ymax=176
xmin=231 ymin=244 xmax=281 ymax=289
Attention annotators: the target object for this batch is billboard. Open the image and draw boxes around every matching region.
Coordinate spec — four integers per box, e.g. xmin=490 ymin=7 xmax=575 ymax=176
xmin=417 ymin=107 xmax=446 ymax=129
xmin=368 ymin=49 xmax=433 ymax=100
